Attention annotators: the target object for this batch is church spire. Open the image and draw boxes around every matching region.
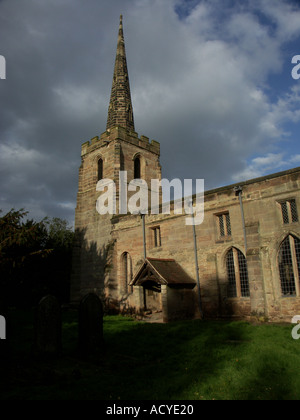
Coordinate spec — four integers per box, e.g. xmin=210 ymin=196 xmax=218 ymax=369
xmin=106 ymin=15 xmax=135 ymax=132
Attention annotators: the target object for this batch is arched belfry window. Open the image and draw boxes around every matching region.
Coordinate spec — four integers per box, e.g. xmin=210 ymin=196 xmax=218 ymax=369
xmin=98 ymin=158 xmax=103 ymax=181
xmin=278 ymin=235 xmax=300 ymax=297
xmin=134 ymin=156 xmax=141 ymax=179
xmin=226 ymin=248 xmax=250 ymax=298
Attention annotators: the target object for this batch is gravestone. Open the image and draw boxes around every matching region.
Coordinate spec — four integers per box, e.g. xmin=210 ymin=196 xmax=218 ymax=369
xmin=35 ymin=295 xmax=62 ymax=356
xmin=0 ymin=315 xmax=5 ymax=339
xmin=79 ymin=293 xmax=103 ymax=357
xmin=0 ymin=299 xmax=9 ymax=363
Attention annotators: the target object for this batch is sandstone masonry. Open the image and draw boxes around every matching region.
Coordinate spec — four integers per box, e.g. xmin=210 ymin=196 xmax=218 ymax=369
xmin=71 ymin=16 xmax=300 ymax=322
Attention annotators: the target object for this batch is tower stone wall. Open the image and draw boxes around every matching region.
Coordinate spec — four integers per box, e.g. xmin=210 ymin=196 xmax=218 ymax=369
xmin=71 ymin=16 xmax=161 ymax=304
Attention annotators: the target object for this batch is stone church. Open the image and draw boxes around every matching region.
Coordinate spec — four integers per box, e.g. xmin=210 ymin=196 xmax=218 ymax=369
xmin=71 ymin=16 xmax=300 ymax=322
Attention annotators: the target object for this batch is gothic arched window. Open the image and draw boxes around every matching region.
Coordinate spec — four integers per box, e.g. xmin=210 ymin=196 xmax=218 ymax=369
xmin=226 ymin=248 xmax=250 ymax=298
xmin=98 ymin=158 xmax=103 ymax=181
xmin=278 ymin=235 xmax=300 ymax=296
xmin=134 ymin=156 xmax=141 ymax=179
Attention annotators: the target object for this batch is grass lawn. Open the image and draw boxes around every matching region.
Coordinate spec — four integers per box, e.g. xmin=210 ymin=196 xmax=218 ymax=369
xmin=1 ymin=310 xmax=300 ymax=400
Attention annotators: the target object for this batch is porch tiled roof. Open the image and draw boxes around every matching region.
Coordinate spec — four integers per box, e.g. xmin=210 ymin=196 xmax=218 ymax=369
xmin=131 ymin=258 xmax=196 ymax=287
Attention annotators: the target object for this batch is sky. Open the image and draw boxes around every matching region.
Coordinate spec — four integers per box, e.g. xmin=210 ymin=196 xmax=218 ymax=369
xmin=1 ymin=0 xmax=300 ymax=225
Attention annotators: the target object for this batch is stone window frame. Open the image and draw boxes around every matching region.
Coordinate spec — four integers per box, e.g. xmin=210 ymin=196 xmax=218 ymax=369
xmin=94 ymin=154 xmax=105 ymax=183
xmin=277 ymin=234 xmax=300 ymax=298
xmin=215 ymin=211 xmax=232 ymax=240
xmin=224 ymin=247 xmax=250 ymax=299
xmin=134 ymin=156 xmax=141 ymax=179
xmin=97 ymin=157 xmax=103 ymax=181
xmin=132 ymin=153 xmax=146 ymax=180
xmin=149 ymin=226 xmax=162 ymax=249
xmin=277 ymin=198 xmax=299 ymax=225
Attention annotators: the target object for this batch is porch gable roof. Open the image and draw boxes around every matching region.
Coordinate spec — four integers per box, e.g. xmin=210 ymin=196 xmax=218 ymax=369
xmin=130 ymin=258 xmax=196 ymax=287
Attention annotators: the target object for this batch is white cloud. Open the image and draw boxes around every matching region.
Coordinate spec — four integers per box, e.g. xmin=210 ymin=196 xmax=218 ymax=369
xmin=232 ymin=150 xmax=300 ymax=183
xmin=232 ymin=153 xmax=287 ymax=182
xmin=270 ymin=86 xmax=300 ymax=125
xmin=1 ymin=0 xmax=300 ymax=222
xmin=131 ymin=1 xmax=300 ymax=185
xmin=289 ymin=155 xmax=300 ymax=165
xmin=258 ymin=0 xmax=300 ymax=41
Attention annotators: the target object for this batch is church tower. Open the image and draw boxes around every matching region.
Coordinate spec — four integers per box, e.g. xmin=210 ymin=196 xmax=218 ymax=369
xmin=71 ymin=16 xmax=161 ymax=304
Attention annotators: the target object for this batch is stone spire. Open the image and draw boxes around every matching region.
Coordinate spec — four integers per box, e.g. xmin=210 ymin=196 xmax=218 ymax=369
xmin=106 ymin=15 xmax=135 ymax=132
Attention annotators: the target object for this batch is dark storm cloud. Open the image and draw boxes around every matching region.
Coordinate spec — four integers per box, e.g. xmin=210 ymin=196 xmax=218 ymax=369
xmin=0 ymin=0 xmax=125 ymax=221
xmin=1 ymin=0 xmax=300 ymax=223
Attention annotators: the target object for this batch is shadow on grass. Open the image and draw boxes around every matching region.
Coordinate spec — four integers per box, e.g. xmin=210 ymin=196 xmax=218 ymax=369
xmin=241 ymin=353 xmax=293 ymax=400
xmin=0 ymin=311 xmax=299 ymax=400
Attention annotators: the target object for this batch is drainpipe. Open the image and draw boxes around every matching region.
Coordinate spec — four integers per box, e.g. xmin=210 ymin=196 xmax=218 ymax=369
xmin=140 ymin=213 xmax=147 ymax=311
xmin=189 ymin=199 xmax=204 ymax=319
xmin=141 ymin=213 xmax=147 ymax=260
xmin=234 ymin=186 xmax=248 ymax=254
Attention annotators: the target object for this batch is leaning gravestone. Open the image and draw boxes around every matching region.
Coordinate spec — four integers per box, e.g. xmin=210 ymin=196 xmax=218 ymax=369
xmin=35 ymin=295 xmax=62 ymax=356
xmin=79 ymin=293 xmax=103 ymax=357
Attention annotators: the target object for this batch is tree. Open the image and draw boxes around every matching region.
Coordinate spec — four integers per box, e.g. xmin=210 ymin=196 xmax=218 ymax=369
xmin=41 ymin=216 xmax=75 ymax=303
xmin=0 ymin=209 xmax=74 ymax=307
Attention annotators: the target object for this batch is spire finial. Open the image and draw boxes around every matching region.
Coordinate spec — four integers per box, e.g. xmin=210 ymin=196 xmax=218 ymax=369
xmin=106 ymin=15 xmax=135 ymax=132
